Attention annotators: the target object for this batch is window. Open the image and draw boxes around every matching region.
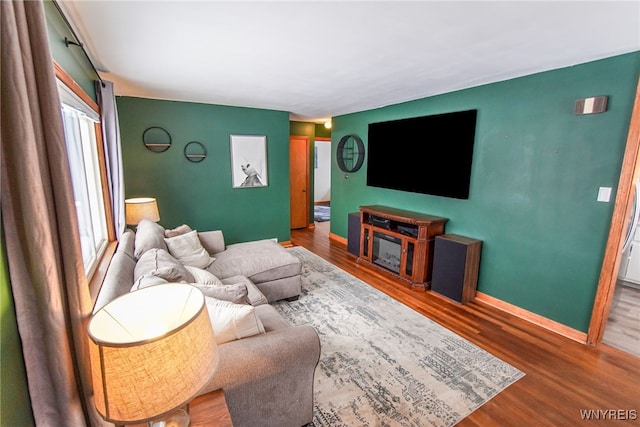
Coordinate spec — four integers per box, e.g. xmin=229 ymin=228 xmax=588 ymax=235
xmin=57 ymin=78 xmax=109 ymax=277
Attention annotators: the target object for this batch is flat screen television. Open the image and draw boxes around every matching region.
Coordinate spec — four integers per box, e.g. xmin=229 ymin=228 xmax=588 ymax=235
xmin=366 ymin=109 xmax=477 ymax=199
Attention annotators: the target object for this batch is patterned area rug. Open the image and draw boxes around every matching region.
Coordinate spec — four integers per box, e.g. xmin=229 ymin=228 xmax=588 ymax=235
xmin=314 ymin=205 xmax=331 ymax=222
xmin=273 ymin=247 xmax=525 ymax=427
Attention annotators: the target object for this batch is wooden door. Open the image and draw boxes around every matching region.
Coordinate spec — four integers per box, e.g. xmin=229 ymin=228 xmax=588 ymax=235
xmin=290 ymin=136 xmax=309 ymax=229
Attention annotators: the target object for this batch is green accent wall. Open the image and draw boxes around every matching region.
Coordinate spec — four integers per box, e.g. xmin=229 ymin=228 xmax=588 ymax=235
xmin=289 ymin=121 xmax=332 ymax=140
xmin=44 ymin=0 xmax=98 ymax=102
xmin=290 ymin=121 xmax=316 ymax=138
xmin=118 ymin=97 xmax=291 ymax=243
xmin=331 ymin=52 xmax=640 ymax=332
xmin=315 ymin=123 xmax=332 ymax=139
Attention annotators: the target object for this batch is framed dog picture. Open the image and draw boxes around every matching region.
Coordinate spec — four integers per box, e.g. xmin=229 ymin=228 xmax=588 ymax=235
xmin=230 ymin=135 xmax=268 ymax=188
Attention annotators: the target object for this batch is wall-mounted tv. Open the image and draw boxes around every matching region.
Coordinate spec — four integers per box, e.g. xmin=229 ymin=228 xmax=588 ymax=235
xmin=366 ymin=109 xmax=477 ymax=199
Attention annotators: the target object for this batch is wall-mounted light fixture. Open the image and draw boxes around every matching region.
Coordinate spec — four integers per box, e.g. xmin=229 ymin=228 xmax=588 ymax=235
xmin=574 ymin=96 xmax=608 ymax=115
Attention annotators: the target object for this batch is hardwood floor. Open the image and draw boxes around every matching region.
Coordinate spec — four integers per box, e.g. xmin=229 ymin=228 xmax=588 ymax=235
xmin=603 ymin=281 xmax=640 ymax=358
xmin=292 ymin=221 xmax=640 ymax=426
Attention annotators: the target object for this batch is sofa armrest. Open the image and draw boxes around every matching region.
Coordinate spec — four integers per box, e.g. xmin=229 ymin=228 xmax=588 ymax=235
xmin=200 ymin=324 xmax=320 ymax=427
xmin=93 ymin=252 xmax=136 ymax=313
xmin=198 ymin=230 xmax=225 ymax=254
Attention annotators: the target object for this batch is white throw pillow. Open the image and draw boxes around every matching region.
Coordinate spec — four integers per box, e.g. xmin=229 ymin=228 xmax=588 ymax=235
xmin=165 ymin=230 xmax=215 ymax=269
xmin=184 ymin=265 xmax=225 ymax=287
xmin=204 ymin=297 xmax=265 ymax=344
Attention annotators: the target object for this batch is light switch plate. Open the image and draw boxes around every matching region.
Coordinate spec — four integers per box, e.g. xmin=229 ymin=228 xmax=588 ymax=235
xmin=597 ymin=187 xmax=612 ymax=202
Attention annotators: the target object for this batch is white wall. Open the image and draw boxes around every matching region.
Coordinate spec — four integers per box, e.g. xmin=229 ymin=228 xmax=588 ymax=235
xmin=314 ymin=140 xmax=331 ymax=203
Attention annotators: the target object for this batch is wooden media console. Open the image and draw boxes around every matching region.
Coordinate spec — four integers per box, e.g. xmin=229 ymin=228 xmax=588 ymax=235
xmin=358 ymin=205 xmax=448 ymax=290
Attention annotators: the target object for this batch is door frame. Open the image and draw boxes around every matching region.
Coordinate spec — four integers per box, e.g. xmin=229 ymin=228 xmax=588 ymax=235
xmin=588 ymin=77 xmax=640 ymax=346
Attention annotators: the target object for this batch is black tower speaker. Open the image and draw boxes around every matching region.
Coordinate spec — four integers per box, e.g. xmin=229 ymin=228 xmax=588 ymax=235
xmin=347 ymin=212 xmax=361 ymax=256
xmin=431 ymin=234 xmax=482 ymax=304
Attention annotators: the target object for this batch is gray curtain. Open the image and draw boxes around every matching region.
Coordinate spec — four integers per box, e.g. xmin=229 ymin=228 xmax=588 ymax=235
xmin=1 ymin=1 xmax=106 ymax=426
xmin=96 ymin=81 xmax=126 ymax=239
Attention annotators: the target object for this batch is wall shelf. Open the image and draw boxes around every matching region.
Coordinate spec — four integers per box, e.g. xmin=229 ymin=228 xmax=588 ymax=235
xmin=143 ymin=126 xmax=172 ymax=153
xmin=184 ymin=141 xmax=207 ymax=163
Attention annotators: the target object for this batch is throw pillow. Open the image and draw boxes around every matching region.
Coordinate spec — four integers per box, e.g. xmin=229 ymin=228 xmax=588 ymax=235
xmin=134 ymin=219 xmax=167 ymax=259
xmin=221 ymin=275 xmax=269 ymax=306
xmin=198 ymin=230 xmax=225 ymax=254
xmin=192 ymin=283 xmax=248 ymax=305
xmin=165 ymin=230 xmax=215 ymax=269
xmin=164 ymin=224 xmax=193 ymax=238
xmin=204 ymin=297 xmax=266 ymax=344
xmin=134 ymin=248 xmax=195 ymax=283
xmin=130 ymin=275 xmax=168 ymax=292
xmin=184 ymin=265 xmax=225 ymax=287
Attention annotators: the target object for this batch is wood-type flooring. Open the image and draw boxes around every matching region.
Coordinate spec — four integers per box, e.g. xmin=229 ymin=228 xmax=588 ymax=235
xmin=289 ymin=221 xmax=640 ymax=426
xmin=603 ymin=281 xmax=640 ymax=358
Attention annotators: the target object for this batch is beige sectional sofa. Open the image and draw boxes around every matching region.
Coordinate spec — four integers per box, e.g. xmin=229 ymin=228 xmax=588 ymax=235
xmin=93 ymin=220 xmax=320 ymax=427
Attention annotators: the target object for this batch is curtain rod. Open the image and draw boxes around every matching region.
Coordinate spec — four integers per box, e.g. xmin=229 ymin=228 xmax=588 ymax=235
xmin=52 ymin=0 xmax=105 ymax=88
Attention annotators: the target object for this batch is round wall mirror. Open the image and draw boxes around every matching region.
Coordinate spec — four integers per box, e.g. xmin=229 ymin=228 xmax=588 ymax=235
xmin=336 ymin=134 xmax=365 ymax=173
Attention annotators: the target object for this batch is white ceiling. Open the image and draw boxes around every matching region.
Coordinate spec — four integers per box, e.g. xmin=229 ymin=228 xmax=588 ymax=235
xmin=58 ymin=1 xmax=640 ymax=123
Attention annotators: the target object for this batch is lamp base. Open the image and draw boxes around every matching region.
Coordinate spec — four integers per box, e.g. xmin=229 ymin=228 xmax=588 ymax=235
xmin=148 ymin=408 xmax=190 ymax=427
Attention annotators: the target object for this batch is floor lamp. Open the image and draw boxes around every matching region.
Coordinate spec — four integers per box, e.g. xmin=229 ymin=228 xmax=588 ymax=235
xmin=125 ymin=197 xmax=160 ymax=226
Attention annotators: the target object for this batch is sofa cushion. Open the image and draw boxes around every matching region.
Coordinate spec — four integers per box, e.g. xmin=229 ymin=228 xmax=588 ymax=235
xmin=164 ymin=224 xmax=193 ymax=238
xmin=134 ymin=248 xmax=194 ymax=283
xmin=134 ymin=219 xmax=167 ymax=259
xmin=207 ymin=239 xmax=301 ymax=283
xmin=165 ymin=230 xmax=215 ymax=269
xmin=184 ymin=265 xmax=225 ymax=287
xmin=198 ymin=230 xmax=225 ymax=254
xmin=221 ymin=275 xmax=268 ymax=306
xmin=130 ymin=275 xmax=168 ymax=292
xmin=204 ymin=297 xmax=265 ymax=344
xmin=253 ymin=275 xmax=301 ymax=304
xmin=254 ymin=304 xmax=291 ymax=332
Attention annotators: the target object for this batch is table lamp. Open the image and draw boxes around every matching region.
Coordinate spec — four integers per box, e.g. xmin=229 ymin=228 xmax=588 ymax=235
xmin=125 ymin=197 xmax=160 ymax=226
xmin=88 ymin=284 xmax=218 ymax=426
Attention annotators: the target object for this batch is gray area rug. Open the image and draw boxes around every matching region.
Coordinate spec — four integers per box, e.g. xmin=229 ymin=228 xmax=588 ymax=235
xmin=314 ymin=205 xmax=331 ymax=222
xmin=273 ymin=246 xmax=525 ymax=427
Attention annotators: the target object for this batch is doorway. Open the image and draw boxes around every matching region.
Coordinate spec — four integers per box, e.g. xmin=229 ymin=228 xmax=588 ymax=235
xmin=588 ymin=78 xmax=640 ymax=349
xmin=602 ymin=181 xmax=640 ymax=357
xmin=314 ymin=138 xmax=331 ymax=223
